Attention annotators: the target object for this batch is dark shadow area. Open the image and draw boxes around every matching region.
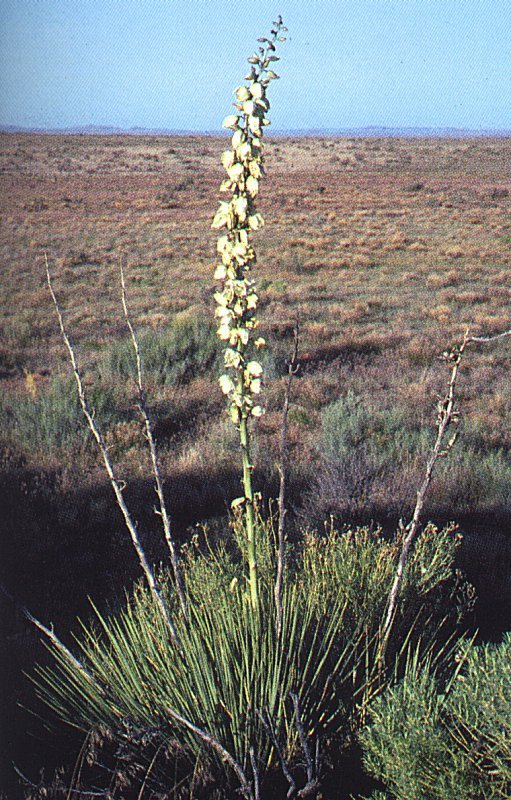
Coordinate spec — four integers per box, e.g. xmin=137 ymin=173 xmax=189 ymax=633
xmin=1 ymin=453 xmax=510 ymax=798
xmin=0 ymin=458 xmax=242 ymax=798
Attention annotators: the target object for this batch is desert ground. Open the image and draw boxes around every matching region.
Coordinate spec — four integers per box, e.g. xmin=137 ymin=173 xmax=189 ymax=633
xmin=1 ymin=132 xmax=511 ymax=795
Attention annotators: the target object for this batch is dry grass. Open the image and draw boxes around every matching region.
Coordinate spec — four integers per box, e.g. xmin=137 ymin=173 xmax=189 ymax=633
xmin=1 ymin=133 xmax=511 ymax=516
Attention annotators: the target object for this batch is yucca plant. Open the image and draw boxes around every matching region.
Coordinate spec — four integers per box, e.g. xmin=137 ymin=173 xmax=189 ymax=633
xmin=34 ymin=525 xmax=363 ymax=796
xmin=33 ymin=519 xmax=468 ymax=797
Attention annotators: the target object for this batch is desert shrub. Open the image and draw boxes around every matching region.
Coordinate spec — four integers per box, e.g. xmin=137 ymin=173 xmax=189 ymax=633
xmin=32 ymin=521 xmax=467 ymax=796
xmin=305 ymin=392 xmax=511 ymax=523
xmin=321 ymin=392 xmax=429 ymax=465
xmin=105 ymin=312 xmax=220 ymax=387
xmin=303 ymin=393 xmax=430 ymax=523
xmin=0 ymin=374 xmax=123 ymax=457
xmin=359 ymin=633 xmax=511 ymax=800
xmin=434 ymin=443 xmax=511 ymax=516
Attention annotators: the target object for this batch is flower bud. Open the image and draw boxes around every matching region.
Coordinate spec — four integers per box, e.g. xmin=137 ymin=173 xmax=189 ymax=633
xmin=230 ymin=406 xmax=241 ymax=424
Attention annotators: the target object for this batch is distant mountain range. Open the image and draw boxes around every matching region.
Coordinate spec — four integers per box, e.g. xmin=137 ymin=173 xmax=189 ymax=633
xmin=1 ymin=123 xmax=510 ymax=138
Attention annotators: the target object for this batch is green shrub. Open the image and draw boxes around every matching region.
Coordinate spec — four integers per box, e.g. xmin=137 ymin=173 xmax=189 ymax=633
xmin=321 ymin=392 xmax=430 ymax=468
xmin=0 ymin=374 xmax=122 ymax=456
xmin=33 ymin=521 xmax=467 ymax=796
xmin=359 ymin=634 xmax=511 ymax=800
xmin=105 ymin=312 xmax=219 ymax=387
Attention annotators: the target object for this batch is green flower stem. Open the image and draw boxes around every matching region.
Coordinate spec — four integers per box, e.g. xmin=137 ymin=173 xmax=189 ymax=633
xmin=239 ymin=413 xmax=258 ymax=609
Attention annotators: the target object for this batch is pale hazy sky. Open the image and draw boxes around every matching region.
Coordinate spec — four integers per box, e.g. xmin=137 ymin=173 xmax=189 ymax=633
xmin=1 ymin=0 xmax=510 ymax=132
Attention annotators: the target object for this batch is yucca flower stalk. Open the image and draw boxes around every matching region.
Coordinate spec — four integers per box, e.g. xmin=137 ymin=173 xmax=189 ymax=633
xmin=212 ymin=17 xmax=287 ymax=608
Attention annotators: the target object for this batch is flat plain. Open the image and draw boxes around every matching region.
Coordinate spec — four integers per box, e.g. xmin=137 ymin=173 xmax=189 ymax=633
xmin=1 ymin=132 xmax=511 ymax=793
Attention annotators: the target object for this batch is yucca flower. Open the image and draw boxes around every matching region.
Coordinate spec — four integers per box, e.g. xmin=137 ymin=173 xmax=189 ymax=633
xmin=212 ymin=16 xmax=287 ymax=607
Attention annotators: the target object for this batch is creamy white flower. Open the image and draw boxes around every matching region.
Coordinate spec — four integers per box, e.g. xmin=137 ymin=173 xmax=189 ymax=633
xmin=219 ymin=374 xmax=235 ymax=395
xmin=221 ymin=150 xmax=235 ymax=169
xmin=214 ymin=291 xmax=228 ymax=307
xmin=214 ymin=264 xmax=227 ymax=280
xmin=237 ymin=142 xmax=252 ymax=162
xmin=224 ymin=348 xmax=242 ymax=368
xmin=211 ymin=201 xmax=230 ymax=230
xmin=248 ymin=163 xmax=260 ymax=181
xmin=217 ymin=323 xmax=231 ymax=340
xmin=248 ymin=212 xmax=264 ymax=230
xmin=232 ymin=130 xmax=245 ymax=148
xmin=227 ymin=162 xmax=244 ymax=181
xmin=248 ymin=116 xmax=262 ymax=134
xmin=246 ymin=361 xmax=263 ymax=376
xmin=246 ymin=175 xmax=259 ymax=197
xmin=233 ymin=196 xmax=248 ymax=220
xmin=215 ymin=305 xmax=233 ymax=319
xmin=217 ymin=235 xmax=230 ymax=253
xmin=222 ymin=114 xmax=240 ymax=129
xmin=249 ymin=82 xmax=264 ymax=99
xmin=236 ymin=86 xmax=250 ymax=102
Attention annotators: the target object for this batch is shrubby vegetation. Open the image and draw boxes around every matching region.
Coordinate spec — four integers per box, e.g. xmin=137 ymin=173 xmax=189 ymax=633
xmin=33 ymin=522 xmax=469 ymax=798
xmin=106 ymin=312 xmax=220 ymax=387
xmin=360 ymin=633 xmax=511 ymax=799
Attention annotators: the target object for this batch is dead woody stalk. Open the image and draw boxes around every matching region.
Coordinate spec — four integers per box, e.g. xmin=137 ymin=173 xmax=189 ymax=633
xmin=275 ymin=320 xmax=299 ymax=639
xmin=379 ymin=331 xmax=469 ymax=662
xmin=120 ymin=261 xmax=188 ymax=624
xmin=45 ymin=254 xmax=181 ymax=649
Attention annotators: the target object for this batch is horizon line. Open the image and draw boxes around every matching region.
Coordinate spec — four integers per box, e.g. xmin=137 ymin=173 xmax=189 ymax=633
xmin=2 ymin=124 xmax=511 ymax=139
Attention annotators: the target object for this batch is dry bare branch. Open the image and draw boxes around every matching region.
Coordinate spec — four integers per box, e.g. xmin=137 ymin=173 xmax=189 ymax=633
xmin=166 ymin=708 xmax=254 ymax=800
xmin=379 ymin=331 xmax=469 ymax=662
xmin=467 ymin=328 xmax=511 ymax=344
xmin=275 ymin=320 xmax=300 ymax=638
xmin=45 ymin=254 xmax=181 ymax=649
xmin=290 ymin=693 xmax=319 ymax=798
xmin=120 ymin=260 xmax=188 ymax=624
xmin=257 ymin=709 xmax=297 ymax=797
xmin=1 ymin=583 xmax=100 ymax=690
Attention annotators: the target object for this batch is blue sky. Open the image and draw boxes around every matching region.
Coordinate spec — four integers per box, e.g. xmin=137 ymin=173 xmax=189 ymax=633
xmin=1 ymin=0 xmax=510 ymax=132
